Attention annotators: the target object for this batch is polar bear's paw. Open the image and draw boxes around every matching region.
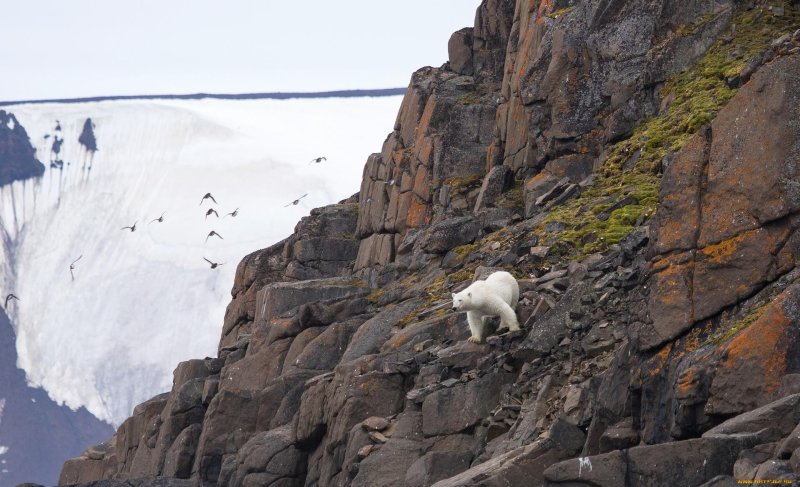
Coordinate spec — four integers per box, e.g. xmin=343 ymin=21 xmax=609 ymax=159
xmin=467 ymin=335 xmax=483 ymax=344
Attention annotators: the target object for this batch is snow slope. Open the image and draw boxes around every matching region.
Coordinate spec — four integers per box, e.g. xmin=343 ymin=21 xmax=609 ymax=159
xmin=0 ymin=96 xmax=401 ymax=425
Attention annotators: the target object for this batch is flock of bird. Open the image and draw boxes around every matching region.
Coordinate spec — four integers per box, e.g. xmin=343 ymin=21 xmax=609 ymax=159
xmin=2 ymin=156 xmax=329 ymax=313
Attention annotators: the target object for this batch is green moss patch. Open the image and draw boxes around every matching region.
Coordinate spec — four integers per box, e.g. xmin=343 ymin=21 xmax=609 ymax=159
xmin=707 ymin=302 xmax=768 ymax=346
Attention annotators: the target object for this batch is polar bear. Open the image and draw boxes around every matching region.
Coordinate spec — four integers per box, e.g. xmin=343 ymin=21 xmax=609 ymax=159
xmin=451 ymin=271 xmax=520 ymax=343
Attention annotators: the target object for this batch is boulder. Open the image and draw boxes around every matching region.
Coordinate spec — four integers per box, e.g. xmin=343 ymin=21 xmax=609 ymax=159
xmin=422 ymin=372 xmax=515 ymax=436
xmin=545 ymin=436 xmax=757 ymax=486
xmin=420 ymin=216 xmax=482 ymax=255
xmin=448 ymin=28 xmax=474 ymax=76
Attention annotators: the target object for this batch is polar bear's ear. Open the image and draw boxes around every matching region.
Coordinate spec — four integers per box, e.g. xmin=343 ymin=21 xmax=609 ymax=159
xmin=451 ymin=293 xmax=456 ymax=298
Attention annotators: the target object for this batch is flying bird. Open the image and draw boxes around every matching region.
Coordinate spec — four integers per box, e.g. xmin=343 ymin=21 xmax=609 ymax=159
xmin=121 ymin=222 xmax=137 ymax=232
xmin=284 ymin=194 xmax=308 ymax=207
xmin=309 ymin=156 xmax=327 ymax=165
xmin=199 ymin=193 xmax=217 ymax=206
xmin=205 ymin=231 xmax=223 ymax=243
xmin=205 ymin=208 xmax=219 ymax=219
xmin=70 ymin=255 xmax=82 ymax=281
xmin=4 ymin=293 xmax=19 ymax=310
xmin=224 ymin=208 xmax=239 ymax=218
xmin=203 ymin=257 xmax=224 ymax=269
xmin=150 ymin=212 xmax=166 ymax=224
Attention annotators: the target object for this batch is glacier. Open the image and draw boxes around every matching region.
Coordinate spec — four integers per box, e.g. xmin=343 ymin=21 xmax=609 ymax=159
xmin=0 ymin=95 xmax=402 ymax=425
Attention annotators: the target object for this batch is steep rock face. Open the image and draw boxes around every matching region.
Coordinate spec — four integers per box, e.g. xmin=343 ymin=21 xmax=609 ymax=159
xmin=0 ymin=110 xmax=45 ymax=186
xmin=354 ymin=0 xmax=514 ymax=272
xmin=58 ymin=2 xmax=800 ymax=487
xmin=494 ymin=0 xmax=732 ymax=217
xmin=219 ymin=199 xmax=360 ymax=350
xmin=645 ymin=54 xmax=800 ymax=350
xmin=631 ymin=52 xmax=800 ymax=446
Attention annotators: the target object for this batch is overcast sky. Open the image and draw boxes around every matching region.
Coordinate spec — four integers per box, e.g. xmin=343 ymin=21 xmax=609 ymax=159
xmin=0 ymin=1 xmax=480 ymax=101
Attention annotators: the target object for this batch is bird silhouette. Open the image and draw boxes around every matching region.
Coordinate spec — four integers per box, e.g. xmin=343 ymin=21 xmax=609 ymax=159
xmin=150 ymin=212 xmax=166 ymax=224
xmin=121 ymin=222 xmax=137 ymax=232
xmin=205 ymin=208 xmax=219 ymax=219
xmin=203 ymin=257 xmax=224 ymax=269
xmin=200 ymin=193 xmax=217 ymax=206
xmin=70 ymin=255 xmax=82 ymax=281
xmin=309 ymin=156 xmax=327 ymax=165
xmin=224 ymin=208 xmax=239 ymax=218
xmin=284 ymin=194 xmax=308 ymax=207
xmin=205 ymin=231 xmax=223 ymax=243
xmin=4 ymin=293 xmax=19 ymax=310
xmin=383 ymin=179 xmax=396 ymax=186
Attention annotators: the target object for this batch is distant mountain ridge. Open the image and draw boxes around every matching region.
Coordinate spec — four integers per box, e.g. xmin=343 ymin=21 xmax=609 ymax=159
xmin=0 ymin=88 xmax=406 ymax=107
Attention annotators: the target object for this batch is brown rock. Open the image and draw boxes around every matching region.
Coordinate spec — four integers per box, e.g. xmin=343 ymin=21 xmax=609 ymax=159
xmin=422 ymin=372 xmax=515 ymax=436
xmin=448 ymin=28 xmax=475 ymax=76
xmin=362 ymin=416 xmax=390 ymax=432
xmin=545 ymin=437 xmax=756 ymax=487
xmin=432 ymin=418 xmax=585 ymax=487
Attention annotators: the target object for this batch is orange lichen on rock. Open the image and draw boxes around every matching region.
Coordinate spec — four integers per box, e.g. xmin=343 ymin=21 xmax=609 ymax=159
xmin=675 ymin=367 xmax=695 ymax=398
xmin=405 ymin=197 xmax=431 ymax=229
xmin=699 ymin=228 xmax=761 ymax=264
xmin=648 ymin=343 xmax=673 ymax=377
xmin=536 ymin=0 xmax=554 ymax=24
xmin=719 ymin=293 xmax=793 ymax=395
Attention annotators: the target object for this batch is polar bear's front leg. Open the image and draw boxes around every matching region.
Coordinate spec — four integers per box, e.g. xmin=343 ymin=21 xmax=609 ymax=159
xmin=467 ymin=310 xmax=487 ymax=343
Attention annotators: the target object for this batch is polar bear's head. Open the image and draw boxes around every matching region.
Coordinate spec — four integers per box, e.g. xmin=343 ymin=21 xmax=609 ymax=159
xmin=451 ymin=290 xmax=473 ymax=311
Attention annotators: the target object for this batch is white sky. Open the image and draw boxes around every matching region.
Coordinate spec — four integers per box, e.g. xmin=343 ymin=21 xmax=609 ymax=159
xmin=0 ymin=1 xmax=480 ymax=101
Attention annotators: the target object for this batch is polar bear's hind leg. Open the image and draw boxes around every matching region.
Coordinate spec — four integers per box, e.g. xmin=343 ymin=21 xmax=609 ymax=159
xmin=493 ymin=296 xmax=520 ymax=332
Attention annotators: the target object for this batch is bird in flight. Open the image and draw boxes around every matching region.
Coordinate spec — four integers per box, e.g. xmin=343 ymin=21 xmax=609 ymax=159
xmin=4 ymin=293 xmax=19 ymax=310
xmin=70 ymin=255 xmax=82 ymax=281
xmin=205 ymin=208 xmax=219 ymax=219
xmin=203 ymin=257 xmax=224 ymax=269
xmin=205 ymin=231 xmax=223 ymax=243
xmin=150 ymin=212 xmax=166 ymax=224
xmin=309 ymin=156 xmax=327 ymax=165
xmin=285 ymin=194 xmax=308 ymax=207
xmin=224 ymin=208 xmax=239 ymax=218
xmin=121 ymin=222 xmax=137 ymax=232
xmin=200 ymin=193 xmax=217 ymax=206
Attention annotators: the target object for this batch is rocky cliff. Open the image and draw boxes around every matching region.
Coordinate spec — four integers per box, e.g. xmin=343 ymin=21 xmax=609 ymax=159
xmin=54 ymin=1 xmax=800 ymax=486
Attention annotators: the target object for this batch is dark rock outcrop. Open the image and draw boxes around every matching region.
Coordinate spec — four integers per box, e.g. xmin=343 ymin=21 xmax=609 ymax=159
xmin=0 ymin=110 xmax=45 ymax=186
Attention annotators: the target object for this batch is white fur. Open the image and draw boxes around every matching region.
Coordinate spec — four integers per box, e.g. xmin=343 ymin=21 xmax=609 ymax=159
xmin=451 ymin=271 xmax=520 ymax=343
